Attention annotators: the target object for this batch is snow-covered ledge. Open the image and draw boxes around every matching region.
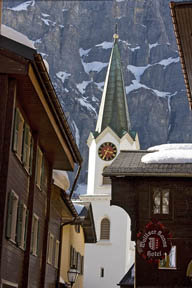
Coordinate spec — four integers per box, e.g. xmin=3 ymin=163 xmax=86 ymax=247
xmin=141 ymin=144 xmax=192 ymax=164
xmin=1 ymin=24 xmax=35 ymax=49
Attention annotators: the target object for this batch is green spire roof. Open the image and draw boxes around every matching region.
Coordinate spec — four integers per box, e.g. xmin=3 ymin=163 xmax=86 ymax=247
xmin=95 ymin=35 xmax=132 ymax=138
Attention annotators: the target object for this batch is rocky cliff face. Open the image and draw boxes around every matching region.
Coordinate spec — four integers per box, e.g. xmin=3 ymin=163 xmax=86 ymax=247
xmin=3 ymin=0 xmax=192 ymax=190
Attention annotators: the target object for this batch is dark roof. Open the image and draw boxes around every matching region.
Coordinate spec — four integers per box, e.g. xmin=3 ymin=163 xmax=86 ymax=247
xmin=103 ymin=150 xmax=192 ymax=177
xmin=170 ymin=1 xmax=192 ymax=110
xmin=95 ymin=37 xmax=134 ymax=139
xmin=0 ymin=34 xmax=82 ymax=165
xmin=73 ymin=201 xmax=97 ymax=244
xmin=118 ymin=264 xmax=134 ymax=286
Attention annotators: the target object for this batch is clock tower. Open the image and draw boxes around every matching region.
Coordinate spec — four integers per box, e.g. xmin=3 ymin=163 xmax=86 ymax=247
xmin=80 ymin=30 xmax=140 ymax=288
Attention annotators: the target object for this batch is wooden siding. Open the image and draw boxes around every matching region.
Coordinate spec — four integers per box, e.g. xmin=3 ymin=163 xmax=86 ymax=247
xmin=112 ymin=176 xmax=192 ymax=287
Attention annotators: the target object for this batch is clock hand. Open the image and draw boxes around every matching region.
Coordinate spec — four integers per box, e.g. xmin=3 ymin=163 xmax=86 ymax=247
xmin=103 ymin=149 xmax=108 ymax=160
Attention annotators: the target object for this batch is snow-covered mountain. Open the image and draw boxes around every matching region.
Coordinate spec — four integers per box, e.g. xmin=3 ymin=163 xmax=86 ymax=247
xmin=3 ymin=0 xmax=192 ymax=189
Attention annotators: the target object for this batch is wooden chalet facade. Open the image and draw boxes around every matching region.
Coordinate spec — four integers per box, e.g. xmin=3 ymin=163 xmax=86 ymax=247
xmin=0 ymin=31 xmax=82 ymax=288
xmin=104 ymin=151 xmax=192 ymax=287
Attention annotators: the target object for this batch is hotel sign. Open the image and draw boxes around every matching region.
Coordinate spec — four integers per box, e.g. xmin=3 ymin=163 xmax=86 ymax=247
xmin=137 ymin=219 xmax=172 ymax=263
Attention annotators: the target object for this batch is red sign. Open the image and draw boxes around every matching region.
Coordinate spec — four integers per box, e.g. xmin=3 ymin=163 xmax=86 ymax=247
xmin=137 ymin=219 xmax=172 ymax=263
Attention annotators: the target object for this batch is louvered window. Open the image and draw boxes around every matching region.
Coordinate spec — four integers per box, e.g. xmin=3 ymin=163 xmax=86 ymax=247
xmin=31 ymin=214 xmax=39 ymax=256
xmin=54 ymin=240 xmax=60 ymax=269
xmin=12 ymin=108 xmax=24 ymax=160
xmin=36 ymin=146 xmax=44 ymax=189
xmin=47 ymin=232 xmax=54 ymax=265
xmin=6 ymin=190 xmax=19 ymax=242
xmin=100 ymin=218 xmax=110 ymax=240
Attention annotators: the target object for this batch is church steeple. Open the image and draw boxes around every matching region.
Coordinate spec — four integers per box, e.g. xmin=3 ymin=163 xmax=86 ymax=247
xmin=95 ymin=27 xmax=132 ymax=138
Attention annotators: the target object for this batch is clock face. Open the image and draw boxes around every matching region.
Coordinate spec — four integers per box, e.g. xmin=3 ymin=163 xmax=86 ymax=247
xmin=98 ymin=142 xmax=117 ymax=161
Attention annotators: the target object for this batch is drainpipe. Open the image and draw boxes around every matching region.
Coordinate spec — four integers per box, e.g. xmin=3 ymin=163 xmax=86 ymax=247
xmin=57 ymin=218 xmax=77 ymax=288
xmin=69 ymin=164 xmax=81 ymax=199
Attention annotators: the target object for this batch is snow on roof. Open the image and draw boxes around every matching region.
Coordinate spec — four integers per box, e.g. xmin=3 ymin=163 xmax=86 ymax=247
xmin=73 ymin=203 xmax=85 ymax=215
xmin=43 ymin=59 xmax=49 ymax=73
xmin=1 ymin=24 xmax=35 ymax=49
xmin=142 ymin=143 xmax=192 ymax=164
xmin=53 ymin=170 xmax=70 ymax=191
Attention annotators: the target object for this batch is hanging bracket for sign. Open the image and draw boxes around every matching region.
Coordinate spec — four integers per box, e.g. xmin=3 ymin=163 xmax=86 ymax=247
xmin=136 ymin=219 xmax=172 ymax=263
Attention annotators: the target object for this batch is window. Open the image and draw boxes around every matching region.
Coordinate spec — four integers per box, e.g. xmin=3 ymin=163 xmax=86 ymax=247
xmin=12 ymin=108 xmax=33 ymax=173
xmin=47 ymin=233 xmax=54 ymax=264
xmin=100 ymin=218 xmax=110 ymax=240
xmin=159 ymin=246 xmax=176 ymax=269
xmin=153 ymin=187 xmax=170 ymax=215
xmin=70 ymin=246 xmax=83 ymax=273
xmin=31 ymin=214 xmax=39 ymax=256
xmin=36 ymin=146 xmax=44 ymax=189
xmin=22 ymin=123 xmax=33 ymax=174
xmin=100 ymin=267 xmax=104 ymax=278
xmin=6 ymin=190 xmax=19 ymax=243
xmin=13 ymin=108 xmax=24 ymax=160
xmin=54 ymin=240 xmax=60 ymax=268
xmin=16 ymin=203 xmax=28 ymax=250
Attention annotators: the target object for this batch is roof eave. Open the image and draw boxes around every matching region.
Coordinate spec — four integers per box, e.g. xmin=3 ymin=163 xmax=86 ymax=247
xmin=169 ymin=1 xmax=192 ymax=110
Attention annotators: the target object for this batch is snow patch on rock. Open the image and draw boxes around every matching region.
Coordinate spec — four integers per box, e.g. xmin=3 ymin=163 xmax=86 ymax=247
xmin=56 ymin=71 xmax=71 ymax=83
xmin=8 ymin=0 xmax=35 ymax=11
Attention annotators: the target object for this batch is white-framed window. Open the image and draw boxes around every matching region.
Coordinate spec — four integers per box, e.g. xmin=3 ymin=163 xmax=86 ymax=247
xmin=100 ymin=218 xmax=110 ymax=240
xmin=12 ymin=108 xmax=33 ymax=174
xmin=36 ymin=146 xmax=44 ymax=189
xmin=159 ymin=246 xmax=176 ymax=269
xmin=153 ymin=187 xmax=170 ymax=215
xmin=54 ymin=240 xmax=60 ymax=269
xmin=47 ymin=232 xmax=54 ymax=265
xmin=22 ymin=123 xmax=33 ymax=173
xmin=31 ymin=214 xmax=39 ymax=256
xmin=6 ymin=190 xmax=19 ymax=243
xmin=16 ymin=203 xmax=28 ymax=250
xmin=12 ymin=108 xmax=24 ymax=160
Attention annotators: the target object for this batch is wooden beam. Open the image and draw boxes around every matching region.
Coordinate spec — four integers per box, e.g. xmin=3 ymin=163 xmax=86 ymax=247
xmin=28 ymin=64 xmax=74 ymax=170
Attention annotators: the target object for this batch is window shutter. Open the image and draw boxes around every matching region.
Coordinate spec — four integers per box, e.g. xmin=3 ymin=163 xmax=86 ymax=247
xmin=16 ymin=202 xmax=23 ymax=246
xmin=100 ymin=218 xmax=110 ymax=240
xmin=81 ymin=256 xmax=84 ymax=275
xmin=31 ymin=216 xmax=34 ymax=253
xmin=6 ymin=192 xmax=13 ymax=238
xmin=40 ymin=157 xmax=44 ymax=189
xmin=24 ymin=210 xmax=29 ymax=250
xmin=36 ymin=220 xmax=40 ymax=255
xmin=12 ymin=108 xmax=19 ymax=152
xmin=22 ymin=123 xmax=29 ymax=166
xmin=29 ymin=138 xmax=33 ymax=176
xmin=73 ymin=249 xmax=77 ymax=268
xmin=70 ymin=246 xmax=74 ymax=267
xmin=77 ymin=252 xmax=81 ymax=273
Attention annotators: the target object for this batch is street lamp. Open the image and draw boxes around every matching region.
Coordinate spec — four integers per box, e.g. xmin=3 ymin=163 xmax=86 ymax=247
xmin=67 ymin=266 xmax=78 ymax=287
